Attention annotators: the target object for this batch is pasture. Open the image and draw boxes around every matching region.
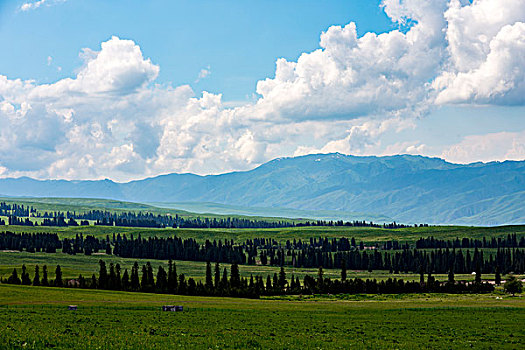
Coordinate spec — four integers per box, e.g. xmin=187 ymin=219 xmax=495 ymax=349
xmin=1 ymin=284 xmax=524 ymax=349
xmin=2 ymin=222 xmax=524 ymax=244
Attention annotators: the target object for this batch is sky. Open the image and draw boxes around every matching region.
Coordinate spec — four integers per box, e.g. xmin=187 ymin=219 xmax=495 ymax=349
xmin=0 ymin=0 xmax=524 ymax=181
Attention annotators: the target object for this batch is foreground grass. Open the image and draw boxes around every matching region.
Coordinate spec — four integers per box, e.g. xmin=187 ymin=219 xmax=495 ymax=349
xmin=0 ymin=285 xmax=524 ymax=349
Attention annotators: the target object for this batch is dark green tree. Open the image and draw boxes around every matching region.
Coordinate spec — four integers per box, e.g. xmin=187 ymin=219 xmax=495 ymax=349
xmin=214 ymin=262 xmax=220 ymax=289
xmin=221 ymin=267 xmax=229 ymax=290
xmin=167 ymin=260 xmax=177 ymax=293
xmin=230 ymin=263 xmax=240 ymax=289
xmin=21 ymin=264 xmax=31 ymax=285
xmin=178 ymin=273 xmax=187 ymax=294
xmin=448 ymin=267 xmax=455 ymax=285
xmin=108 ymin=263 xmax=117 ymax=290
xmin=55 ymin=265 xmax=63 ymax=287
xmin=121 ymin=269 xmax=130 ymax=290
xmin=504 ymin=274 xmax=523 ymax=295
xmin=495 ymin=266 xmax=502 ymax=285
xmin=341 ymin=259 xmax=347 ymax=281
xmin=317 ymin=266 xmax=324 ymax=292
xmin=130 ymin=262 xmax=140 ymax=291
xmin=266 ymin=275 xmax=272 ymax=293
xmin=156 ymin=266 xmax=168 ymax=293
xmin=475 ymin=262 xmax=482 ymax=284
xmin=278 ymin=266 xmax=287 ymax=292
xmin=33 ymin=265 xmax=40 ymax=286
xmin=7 ymin=268 xmax=21 ymax=284
xmin=98 ymin=260 xmax=108 ymax=289
xmin=205 ymin=261 xmax=213 ymax=290
xmin=41 ymin=265 xmax=49 ymax=286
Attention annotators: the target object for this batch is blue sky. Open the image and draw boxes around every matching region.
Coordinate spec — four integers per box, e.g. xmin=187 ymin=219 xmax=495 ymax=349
xmin=0 ymin=0 xmax=524 ymax=180
xmin=1 ymin=0 xmax=393 ymax=100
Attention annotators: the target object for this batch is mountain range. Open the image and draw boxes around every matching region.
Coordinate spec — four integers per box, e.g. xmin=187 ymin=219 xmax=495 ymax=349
xmin=0 ymin=153 xmax=523 ymax=225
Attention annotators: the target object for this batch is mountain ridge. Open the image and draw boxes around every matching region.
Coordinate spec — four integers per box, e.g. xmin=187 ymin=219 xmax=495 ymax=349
xmin=0 ymin=154 xmax=523 ymax=225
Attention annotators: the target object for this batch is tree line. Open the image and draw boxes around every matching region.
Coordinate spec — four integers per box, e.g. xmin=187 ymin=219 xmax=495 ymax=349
xmin=415 ymin=234 xmax=525 ymax=249
xmin=1 ymin=200 xmax=423 ymax=229
xmin=4 ymin=259 xmax=510 ymax=298
xmin=2 ymin=231 xmax=525 ymax=274
xmin=0 ymin=202 xmax=37 ymax=217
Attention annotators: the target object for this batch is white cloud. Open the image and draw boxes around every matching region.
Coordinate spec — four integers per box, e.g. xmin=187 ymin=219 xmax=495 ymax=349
xmin=195 ymin=66 xmax=211 ymax=83
xmin=434 ymin=0 xmax=525 ymax=105
xmin=441 ymin=131 xmax=525 ymax=163
xmin=2 ymin=0 xmax=525 ymax=180
xmin=20 ymin=0 xmax=65 ymax=11
xmin=254 ymin=0 xmax=448 ymax=121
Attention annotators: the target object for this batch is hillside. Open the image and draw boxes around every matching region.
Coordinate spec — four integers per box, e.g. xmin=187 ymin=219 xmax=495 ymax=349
xmin=0 ymin=154 xmax=523 ymax=225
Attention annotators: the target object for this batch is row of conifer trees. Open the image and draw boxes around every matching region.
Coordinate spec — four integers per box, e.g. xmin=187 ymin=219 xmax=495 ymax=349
xmin=2 ymin=259 xmax=499 ymax=297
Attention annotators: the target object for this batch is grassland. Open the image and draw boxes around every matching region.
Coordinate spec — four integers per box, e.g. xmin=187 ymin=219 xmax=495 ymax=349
xmin=1 ymin=284 xmax=524 ymax=349
xmin=2 ymin=223 xmax=525 ymax=244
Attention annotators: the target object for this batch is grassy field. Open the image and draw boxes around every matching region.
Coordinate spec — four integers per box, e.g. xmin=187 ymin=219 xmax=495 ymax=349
xmin=0 ymin=284 xmax=524 ymax=349
xmin=2 ymin=223 xmax=525 ymax=244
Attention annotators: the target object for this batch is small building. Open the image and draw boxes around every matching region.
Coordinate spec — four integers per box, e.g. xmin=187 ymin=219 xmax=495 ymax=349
xmin=68 ymin=305 xmax=78 ymax=311
xmin=162 ymin=305 xmax=183 ymax=312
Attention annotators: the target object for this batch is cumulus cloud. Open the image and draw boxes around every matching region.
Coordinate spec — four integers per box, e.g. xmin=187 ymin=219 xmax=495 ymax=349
xmin=434 ymin=0 xmax=525 ymax=104
xmin=441 ymin=131 xmax=525 ymax=163
xmin=255 ymin=0 xmax=448 ymax=121
xmin=2 ymin=0 xmax=525 ymax=180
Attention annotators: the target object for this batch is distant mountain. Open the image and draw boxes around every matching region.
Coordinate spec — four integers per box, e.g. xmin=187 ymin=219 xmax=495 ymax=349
xmin=0 ymin=154 xmax=523 ymax=225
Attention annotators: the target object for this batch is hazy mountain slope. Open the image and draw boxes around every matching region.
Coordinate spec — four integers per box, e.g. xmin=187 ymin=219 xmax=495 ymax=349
xmin=0 ymin=154 xmax=523 ymax=225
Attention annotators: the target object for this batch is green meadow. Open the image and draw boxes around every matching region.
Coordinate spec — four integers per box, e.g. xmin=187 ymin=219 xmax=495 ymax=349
xmin=2 ymin=222 xmax=524 ymax=244
xmin=1 ymin=284 xmax=524 ymax=349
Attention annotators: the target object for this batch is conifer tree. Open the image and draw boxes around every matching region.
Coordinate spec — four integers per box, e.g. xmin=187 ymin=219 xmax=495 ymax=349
xmin=41 ymin=265 xmax=49 ymax=286
xmin=178 ymin=273 xmax=187 ymax=294
xmin=341 ymin=259 xmax=347 ymax=281
xmin=21 ymin=264 xmax=31 ymax=285
xmin=448 ymin=267 xmax=455 ymax=285
xmin=266 ymin=275 xmax=272 ymax=293
xmin=167 ymin=260 xmax=177 ymax=293
xmin=98 ymin=260 xmax=108 ymax=289
xmin=221 ymin=267 xmax=229 ymax=290
xmin=55 ymin=265 xmax=63 ymax=287
xmin=130 ymin=262 xmax=140 ymax=291
xmin=230 ymin=263 xmax=240 ymax=289
xmin=121 ymin=269 xmax=130 ymax=290
xmin=90 ymin=274 xmax=98 ymax=289
xmin=156 ymin=265 xmax=168 ymax=293
xmin=278 ymin=267 xmax=287 ymax=292
xmin=504 ymin=274 xmax=523 ymax=295
xmin=205 ymin=261 xmax=213 ymax=289
xmin=317 ymin=266 xmax=324 ymax=292
xmin=141 ymin=265 xmax=148 ymax=292
xmin=495 ymin=266 xmax=502 ymax=285
xmin=7 ymin=268 xmax=21 ymax=285
xmin=33 ymin=265 xmax=40 ymax=286
xmin=115 ymin=264 xmax=122 ymax=290
xmin=475 ymin=262 xmax=482 ymax=284
xmin=214 ymin=262 xmax=220 ymax=289
xmin=108 ymin=263 xmax=116 ymax=290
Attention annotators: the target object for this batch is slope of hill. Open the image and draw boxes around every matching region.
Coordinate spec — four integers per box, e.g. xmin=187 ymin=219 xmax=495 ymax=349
xmin=0 ymin=154 xmax=523 ymax=225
